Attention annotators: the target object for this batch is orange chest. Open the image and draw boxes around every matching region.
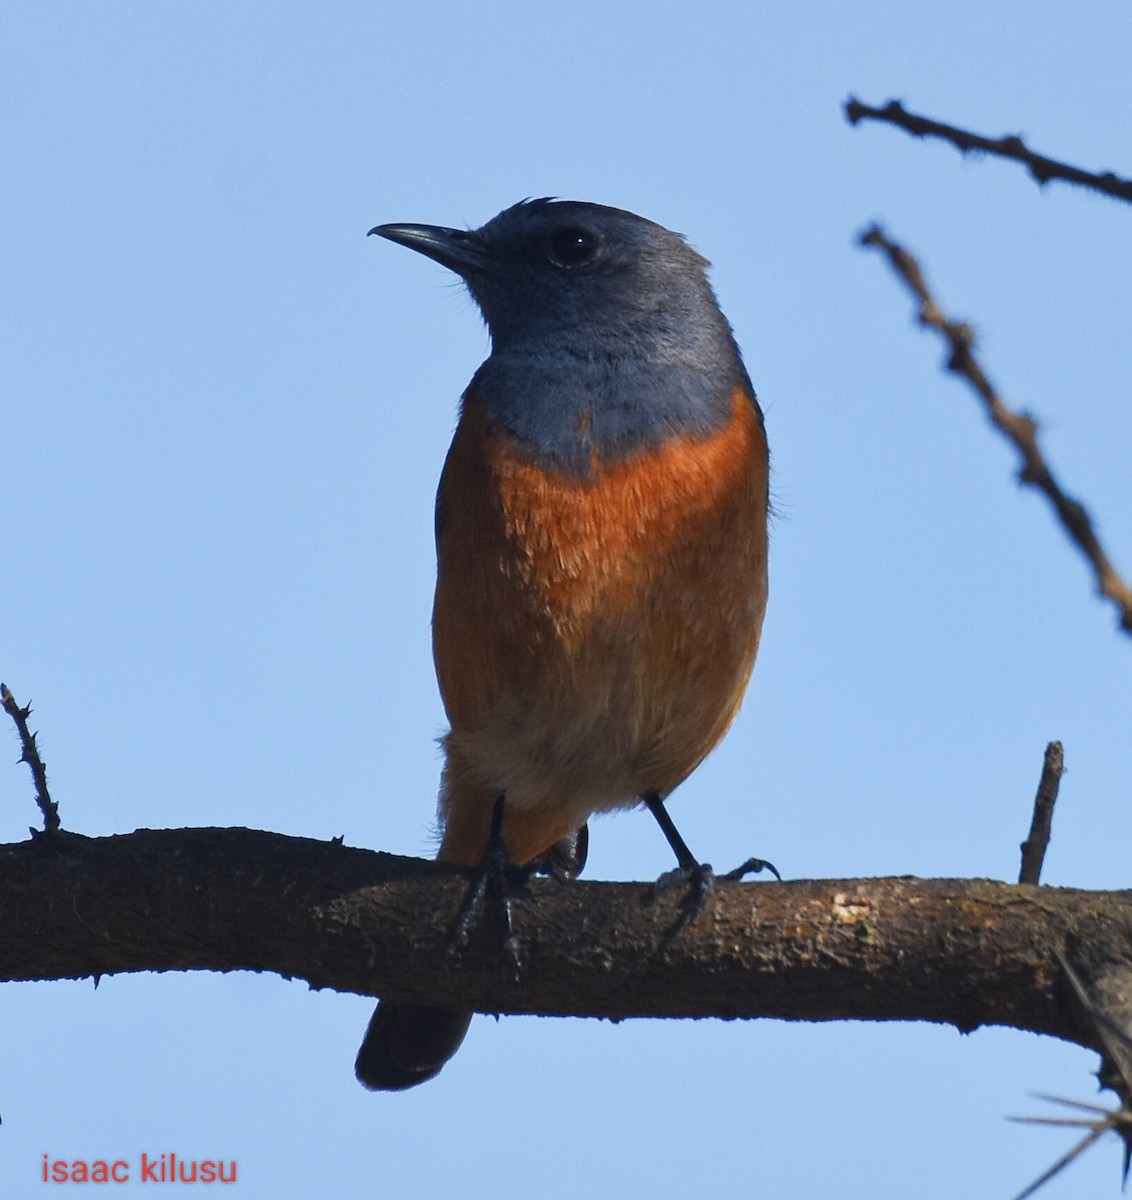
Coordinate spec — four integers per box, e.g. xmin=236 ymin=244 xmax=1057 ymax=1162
xmin=439 ymin=385 xmax=768 ymax=633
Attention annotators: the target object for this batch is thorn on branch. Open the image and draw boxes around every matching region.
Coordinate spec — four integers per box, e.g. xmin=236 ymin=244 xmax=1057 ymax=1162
xmin=1 ymin=683 xmax=61 ymax=834
xmin=1018 ymin=742 xmax=1064 ymax=885
xmin=858 ymin=225 xmax=1132 ymax=636
xmin=1009 ymin=952 xmax=1132 ymax=1197
xmin=1009 ymin=1095 xmax=1128 ymax=1200
xmin=844 ymin=96 xmax=1132 ymax=206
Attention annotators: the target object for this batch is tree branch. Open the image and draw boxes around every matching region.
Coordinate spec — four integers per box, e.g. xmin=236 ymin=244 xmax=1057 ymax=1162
xmin=3 ymin=825 xmax=1129 ymax=1048
xmin=845 ymin=97 xmax=1132 ymax=206
xmin=859 ymin=224 xmax=1132 ymax=634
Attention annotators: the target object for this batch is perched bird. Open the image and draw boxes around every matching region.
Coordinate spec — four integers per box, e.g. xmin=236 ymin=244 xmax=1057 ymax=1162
xmin=357 ymin=199 xmax=770 ymax=1090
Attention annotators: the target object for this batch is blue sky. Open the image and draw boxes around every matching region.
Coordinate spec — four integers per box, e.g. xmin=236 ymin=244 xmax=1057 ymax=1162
xmin=4 ymin=2 xmax=1131 ymax=1196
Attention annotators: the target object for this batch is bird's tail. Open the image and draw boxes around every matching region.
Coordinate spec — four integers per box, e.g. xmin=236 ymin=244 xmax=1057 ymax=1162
xmin=355 ymin=1001 xmax=473 ymax=1092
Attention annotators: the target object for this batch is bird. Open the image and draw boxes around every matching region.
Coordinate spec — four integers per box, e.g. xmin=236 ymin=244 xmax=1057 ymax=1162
xmin=356 ymin=198 xmax=770 ymax=1090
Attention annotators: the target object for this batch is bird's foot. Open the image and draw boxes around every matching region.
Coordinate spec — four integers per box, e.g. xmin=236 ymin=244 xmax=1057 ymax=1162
xmin=650 ymin=855 xmax=781 ymax=928
xmin=650 ymin=860 xmax=717 ymax=921
xmin=450 ymin=795 xmax=530 ymax=976
xmin=642 ymin=790 xmax=780 ymax=924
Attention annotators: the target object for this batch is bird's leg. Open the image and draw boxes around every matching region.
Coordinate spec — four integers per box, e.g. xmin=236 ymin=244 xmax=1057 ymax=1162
xmin=644 ymin=790 xmax=715 ymax=914
xmin=450 ymin=794 xmax=528 ymax=974
xmin=643 ymin=790 xmax=780 ymax=919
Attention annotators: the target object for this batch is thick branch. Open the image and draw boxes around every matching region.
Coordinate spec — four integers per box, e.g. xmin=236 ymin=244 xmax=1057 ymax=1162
xmin=2 ymin=826 xmax=1129 ymax=1048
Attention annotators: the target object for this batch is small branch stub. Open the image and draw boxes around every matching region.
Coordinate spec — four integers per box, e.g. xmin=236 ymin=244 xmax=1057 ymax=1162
xmin=1019 ymin=741 xmax=1065 ymax=886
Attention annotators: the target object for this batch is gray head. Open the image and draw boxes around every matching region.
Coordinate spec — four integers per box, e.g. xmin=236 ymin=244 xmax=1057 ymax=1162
xmin=370 ymin=199 xmax=756 ymax=474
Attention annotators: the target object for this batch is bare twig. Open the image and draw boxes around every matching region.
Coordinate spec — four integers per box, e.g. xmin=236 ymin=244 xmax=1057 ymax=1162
xmin=859 ymin=225 xmax=1132 ymax=635
xmin=1019 ymin=742 xmax=1065 ymax=885
xmin=845 ymin=97 xmax=1132 ymax=207
xmin=1 ymin=683 xmax=59 ymax=833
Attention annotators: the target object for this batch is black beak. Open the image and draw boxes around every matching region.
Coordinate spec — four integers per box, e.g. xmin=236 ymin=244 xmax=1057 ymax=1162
xmin=368 ymin=222 xmax=489 ymax=276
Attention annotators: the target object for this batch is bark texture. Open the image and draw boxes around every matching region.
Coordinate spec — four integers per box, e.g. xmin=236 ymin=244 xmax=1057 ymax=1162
xmin=3 ymin=826 xmax=1129 ymax=1051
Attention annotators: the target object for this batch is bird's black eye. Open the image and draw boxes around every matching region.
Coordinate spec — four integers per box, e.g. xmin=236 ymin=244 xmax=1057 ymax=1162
xmin=546 ymin=225 xmax=599 ymax=268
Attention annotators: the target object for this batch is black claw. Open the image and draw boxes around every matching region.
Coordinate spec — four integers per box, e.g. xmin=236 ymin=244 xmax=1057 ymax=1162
xmin=502 ymin=932 xmax=522 ymax=976
xmin=720 ymin=856 xmax=782 ymax=882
